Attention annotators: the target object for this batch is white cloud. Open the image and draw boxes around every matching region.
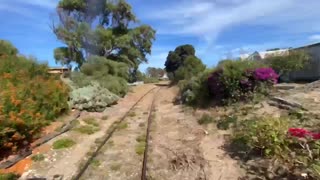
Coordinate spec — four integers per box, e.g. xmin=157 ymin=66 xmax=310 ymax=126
xmin=140 ymin=0 xmax=320 ymax=43
xmin=309 ymin=34 xmax=320 ymax=41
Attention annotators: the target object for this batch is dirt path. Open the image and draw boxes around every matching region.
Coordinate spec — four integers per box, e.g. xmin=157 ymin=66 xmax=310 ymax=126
xmin=147 ymin=86 xmax=245 ymax=180
xmin=79 ymin=87 xmax=159 ymax=180
xmin=19 ymin=84 xmax=156 ymax=180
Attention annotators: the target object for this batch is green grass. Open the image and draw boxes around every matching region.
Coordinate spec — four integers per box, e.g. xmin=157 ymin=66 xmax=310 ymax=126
xmin=118 ymin=122 xmax=128 ymax=129
xmin=83 ymin=117 xmax=99 ymax=127
xmin=197 ymin=114 xmax=214 ymax=125
xmin=75 ymin=125 xmax=100 ymax=135
xmin=135 ymin=141 xmax=146 ymax=155
xmin=53 ymin=138 xmax=76 ymax=149
xmin=110 ymin=163 xmax=121 ymax=171
xmin=136 ymin=134 xmax=146 ymax=143
xmin=101 ymin=115 xmax=109 ymax=121
xmin=91 ymin=159 xmax=101 ymax=167
xmin=31 ymin=154 xmax=45 ymax=162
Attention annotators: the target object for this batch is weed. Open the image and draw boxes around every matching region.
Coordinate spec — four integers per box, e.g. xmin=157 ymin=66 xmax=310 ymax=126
xmin=91 ymin=159 xmax=101 ymax=167
xmin=198 ymin=114 xmax=214 ymax=125
xmin=101 ymin=115 xmax=109 ymax=120
xmin=143 ymin=112 xmax=149 ymax=115
xmin=217 ymin=115 xmax=238 ymax=130
xmin=135 ymin=141 xmax=146 ymax=155
xmin=136 ymin=134 xmax=146 ymax=143
xmin=118 ymin=122 xmax=128 ymax=129
xmin=75 ymin=125 xmax=100 ymax=135
xmin=53 ymin=139 xmax=76 ymax=149
xmin=83 ymin=117 xmax=99 ymax=127
xmin=128 ymin=111 xmax=136 ymax=117
xmin=110 ymin=163 xmax=121 ymax=171
xmin=31 ymin=154 xmax=45 ymax=162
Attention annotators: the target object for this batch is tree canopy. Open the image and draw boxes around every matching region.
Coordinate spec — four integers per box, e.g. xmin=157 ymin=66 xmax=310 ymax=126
xmin=53 ymin=0 xmax=156 ymax=69
xmin=264 ymin=50 xmax=311 ymax=75
xmin=164 ymin=44 xmax=196 ymax=74
xmin=164 ymin=44 xmax=205 ymax=82
xmin=146 ymin=67 xmax=165 ymax=78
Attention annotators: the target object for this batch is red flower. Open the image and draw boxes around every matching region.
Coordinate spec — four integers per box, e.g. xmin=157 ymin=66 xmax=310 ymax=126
xmin=288 ymin=128 xmax=311 ymax=138
xmin=312 ymin=133 xmax=320 ymax=140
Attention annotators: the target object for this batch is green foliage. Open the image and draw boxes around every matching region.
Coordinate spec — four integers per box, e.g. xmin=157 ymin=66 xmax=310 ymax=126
xmin=53 ymin=138 xmax=76 ymax=149
xmin=53 ymin=0 xmax=155 ymax=69
xmin=136 ymin=134 xmax=146 ymax=143
xmin=135 ymin=141 xmax=146 ymax=155
xmin=70 ymin=56 xmax=129 ymax=97
xmin=0 ymin=43 xmax=69 ymax=152
xmin=146 ymin=67 xmax=165 ymax=78
xmin=91 ymin=159 xmax=101 ymax=167
xmin=165 ymin=44 xmax=198 ymax=79
xmin=264 ymin=50 xmax=311 ymax=75
xmin=0 ymin=173 xmax=19 ymax=180
xmin=178 ymin=69 xmax=214 ymax=106
xmin=197 ymin=114 xmax=214 ymax=125
xmin=174 ymin=56 xmax=206 ymax=82
xmin=0 ymin=40 xmax=18 ymax=56
xmin=217 ymin=115 xmax=238 ymax=130
xmin=31 ymin=154 xmax=45 ymax=162
xmin=232 ymin=117 xmax=290 ymax=157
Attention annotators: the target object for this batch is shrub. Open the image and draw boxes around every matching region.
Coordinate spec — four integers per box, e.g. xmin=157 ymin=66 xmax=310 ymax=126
xmin=0 ymin=54 xmax=69 ymax=152
xmin=178 ymin=69 xmax=214 ymax=106
xmin=75 ymin=125 xmax=100 ymax=135
xmin=207 ymin=60 xmax=277 ymax=103
xmin=70 ymin=56 xmax=129 ymax=97
xmin=197 ymin=114 xmax=214 ymax=125
xmin=264 ymin=50 xmax=311 ymax=76
xmin=232 ymin=117 xmax=290 ymax=157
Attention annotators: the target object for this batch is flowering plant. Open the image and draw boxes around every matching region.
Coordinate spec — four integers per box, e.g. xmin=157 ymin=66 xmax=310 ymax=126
xmin=288 ymin=128 xmax=320 ymax=140
xmin=254 ymin=67 xmax=279 ymax=84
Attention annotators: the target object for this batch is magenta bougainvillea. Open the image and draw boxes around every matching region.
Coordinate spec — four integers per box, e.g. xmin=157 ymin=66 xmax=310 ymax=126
xmin=254 ymin=68 xmax=279 ymax=84
xmin=288 ymin=128 xmax=320 ymax=140
xmin=207 ymin=66 xmax=279 ymax=102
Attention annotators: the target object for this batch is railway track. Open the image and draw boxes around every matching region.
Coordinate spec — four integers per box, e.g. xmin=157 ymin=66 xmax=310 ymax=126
xmin=72 ymin=86 xmax=161 ymax=180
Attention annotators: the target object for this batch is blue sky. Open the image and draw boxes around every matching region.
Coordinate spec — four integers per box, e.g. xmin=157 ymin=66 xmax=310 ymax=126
xmin=1 ymin=0 xmax=320 ymax=72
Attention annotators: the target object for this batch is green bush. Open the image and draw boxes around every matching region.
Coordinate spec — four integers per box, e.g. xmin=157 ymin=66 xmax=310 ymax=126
xmin=174 ymin=56 xmax=206 ymax=82
xmin=0 ymin=40 xmax=18 ymax=56
xmin=70 ymin=56 xmax=129 ymax=97
xmin=0 ymin=51 xmax=69 ymax=152
xmin=232 ymin=117 xmax=290 ymax=157
xmin=178 ymin=69 xmax=214 ymax=106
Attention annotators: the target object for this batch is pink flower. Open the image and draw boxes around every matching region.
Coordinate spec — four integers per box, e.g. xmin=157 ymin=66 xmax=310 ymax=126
xmin=312 ymin=133 xmax=320 ymax=140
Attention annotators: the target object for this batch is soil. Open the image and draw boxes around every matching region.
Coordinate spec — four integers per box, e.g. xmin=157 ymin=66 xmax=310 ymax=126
xmin=147 ymin=86 xmax=245 ymax=180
